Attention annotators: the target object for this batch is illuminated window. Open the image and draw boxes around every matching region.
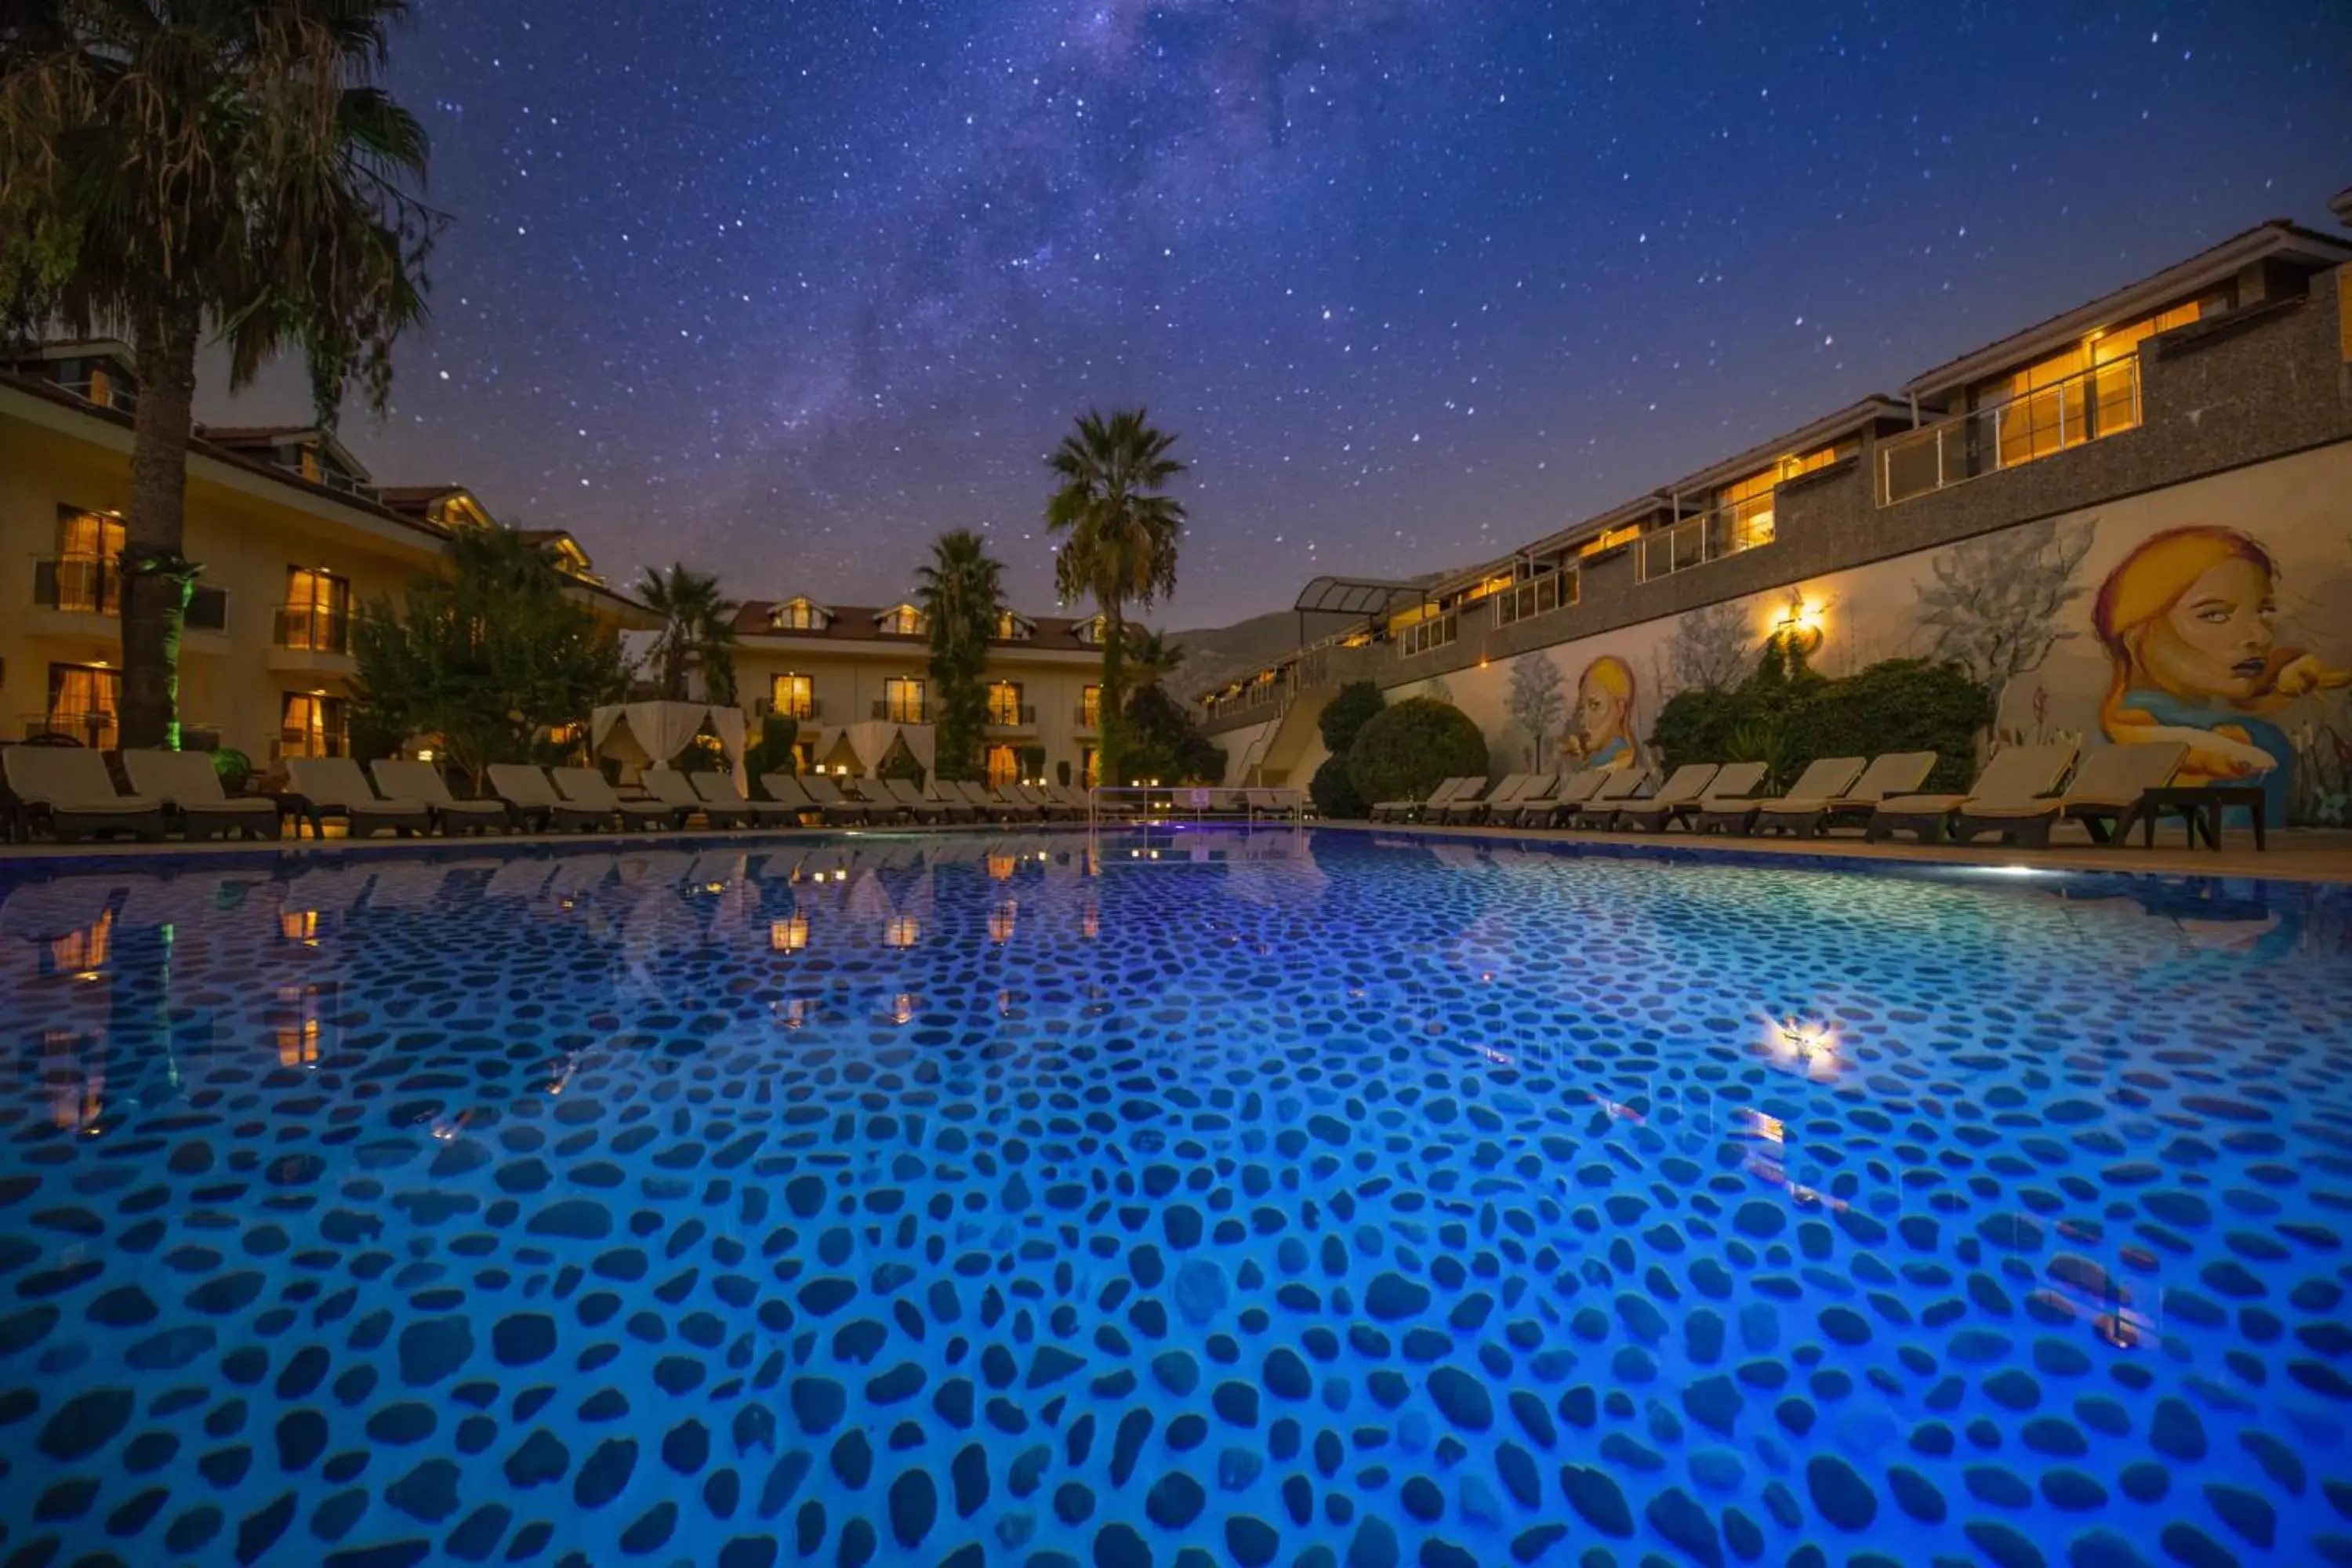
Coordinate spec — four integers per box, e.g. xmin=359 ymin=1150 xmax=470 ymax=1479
xmin=281 ymin=567 xmax=350 ymax=652
xmin=881 ymin=677 xmax=926 ymax=724
xmin=48 ymin=509 xmax=124 ymax=615
xmin=986 ymin=682 xmax=1024 ymax=726
xmin=878 ymin=603 xmax=927 ymax=637
xmin=42 ymin=662 xmax=119 ymax=748
xmin=1396 ymin=613 xmax=1458 ymax=659
xmin=1075 ymin=614 xmax=1109 ymax=645
xmin=996 ymin=612 xmax=1031 ymax=641
xmin=770 ymin=674 xmax=814 ymax=720
xmin=281 ymin=692 xmax=349 ymax=759
xmin=1080 ymin=685 xmax=1101 ymax=726
xmin=986 ymin=745 xmax=1020 ymax=786
xmin=1991 ymin=299 xmax=2203 ymax=466
xmin=1495 ymin=569 xmax=1578 ymax=627
xmin=771 ymin=597 xmax=828 ymax=630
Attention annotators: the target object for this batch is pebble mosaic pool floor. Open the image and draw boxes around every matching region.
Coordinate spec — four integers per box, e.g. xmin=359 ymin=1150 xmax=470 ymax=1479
xmin=1 ymin=829 xmax=2348 ymax=1568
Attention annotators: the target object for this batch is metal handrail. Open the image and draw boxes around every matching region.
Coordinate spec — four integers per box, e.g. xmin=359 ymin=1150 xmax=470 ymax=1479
xmin=871 ymin=699 xmax=928 ymax=724
xmin=274 ymin=604 xmax=350 ymax=654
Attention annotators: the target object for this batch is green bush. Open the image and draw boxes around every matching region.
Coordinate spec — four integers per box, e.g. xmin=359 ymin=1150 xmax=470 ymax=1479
xmin=1319 ymin=681 xmax=1385 ymax=754
xmin=745 ymin=714 xmax=799 ymax=779
xmin=209 ymin=748 xmax=253 ymax=794
xmin=1308 ymin=753 xmax=1366 ymax=819
xmin=1784 ymin=659 xmax=1991 ymax=792
xmin=1649 ymin=653 xmax=1991 ymax=793
xmin=1346 ymin=698 xmax=1486 ymax=808
xmin=877 ymin=750 xmax=926 ymax=786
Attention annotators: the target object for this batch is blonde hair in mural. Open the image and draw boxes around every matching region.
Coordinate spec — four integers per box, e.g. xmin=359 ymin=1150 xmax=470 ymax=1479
xmin=2092 ymin=524 xmax=2350 ymax=818
xmin=1564 ymin=655 xmax=1640 ymax=771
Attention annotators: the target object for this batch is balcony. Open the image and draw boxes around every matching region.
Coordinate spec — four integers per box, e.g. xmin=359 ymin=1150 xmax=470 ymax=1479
xmin=269 ymin=606 xmax=355 ymax=676
xmin=872 ymin=699 xmax=928 ymax=724
xmin=1878 ymin=358 xmax=2141 ymax=506
xmin=757 ymin=697 xmax=822 ymax=722
xmin=1494 ymin=569 xmax=1579 ymax=627
xmin=986 ymin=704 xmax=1039 ymax=728
xmin=28 ymin=560 xmax=227 ymax=645
xmin=57 ymin=377 xmax=137 ymax=415
xmin=1075 ymin=705 xmax=1100 ymax=728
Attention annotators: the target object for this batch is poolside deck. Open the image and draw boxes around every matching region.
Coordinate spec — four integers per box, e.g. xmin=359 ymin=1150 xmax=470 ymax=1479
xmin=2 ymin=817 xmax=2346 ymax=881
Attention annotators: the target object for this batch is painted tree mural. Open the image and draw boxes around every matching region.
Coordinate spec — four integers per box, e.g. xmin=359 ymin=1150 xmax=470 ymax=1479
xmin=1914 ymin=516 xmax=2096 ymax=695
xmin=1504 ymin=652 xmax=1566 ymax=768
xmin=1663 ymin=599 xmax=1756 ymax=697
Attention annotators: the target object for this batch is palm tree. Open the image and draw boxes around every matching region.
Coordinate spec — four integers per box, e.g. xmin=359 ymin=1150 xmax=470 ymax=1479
xmin=637 ymin=563 xmax=739 ymax=702
xmin=2 ymin=1 xmax=438 ymax=749
xmin=1046 ymin=408 xmax=1186 ymax=785
xmin=1123 ymin=627 xmax=1186 ymax=693
xmin=916 ymin=530 xmax=1005 ymax=782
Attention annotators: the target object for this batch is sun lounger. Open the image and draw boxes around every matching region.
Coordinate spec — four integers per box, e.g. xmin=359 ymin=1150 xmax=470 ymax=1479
xmin=884 ymin=778 xmax=953 ymax=823
xmin=372 ymin=758 xmax=514 ymax=835
xmin=488 ymin=764 xmax=610 ymax=832
xmin=1950 ymin=742 xmax=2187 ymax=848
xmin=1492 ymin=773 xmax=1559 ymax=826
xmin=1867 ymin=742 xmax=2078 ymax=844
xmin=638 ymin=768 xmax=739 ymax=828
xmin=693 ymin=771 xmax=800 ymax=826
xmin=951 ymin=780 xmax=1024 ymax=822
xmin=1018 ymin=783 xmax=1083 ymax=822
xmin=1596 ymin=762 xmax=1719 ymax=831
xmin=759 ymin=773 xmax=825 ymax=826
xmin=1555 ymin=766 xmax=1651 ymax=828
xmin=800 ymin=775 xmax=879 ymax=825
xmin=1372 ymin=775 xmax=1468 ymax=823
xmin=550 ymin=767 xmax=675 ymax=830
xmin=920 ymin=781 xmax=976 ymax=823
xmin=285 ymin=757 xmax=434 ymax=838
xmin=1613 ymin=762 xmax=1743 ymax=833
xmin=3 ymin=746 xmax=165 ymax=842
xmin=1751 ymin=753 xmax=1930 ymax=837
xmin=122 ymin=748 xmax=280 ymax=840
xmin=1516 ymin=769 xmax=1602 ymax=827
xmin=1701 ymin=757 xmax=1860 ymax=835
xmin=1443 ymin=775 xmax=1521 ymax=825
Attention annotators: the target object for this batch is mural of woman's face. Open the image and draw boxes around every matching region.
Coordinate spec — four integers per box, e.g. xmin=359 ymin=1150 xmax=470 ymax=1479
xmin=1577 ymin=676 xmax=1624 ymax=743
xmin=2137 ymin=555 xmax=2277 ymax=701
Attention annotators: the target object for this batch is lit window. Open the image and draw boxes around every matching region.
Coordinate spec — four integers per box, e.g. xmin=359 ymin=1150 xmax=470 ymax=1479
xmin=879 ymin=604 xmax=927 ymax=636
xmin=770 ymin=674 xmax=814 ymax=720
xmin=986 ymin=744 xmax=1020 ymax=786
xmin=771 ymin=597 xmax=827 ymax=631
xmin=996 ymin=612 xmax=1031 ymax=641
xmin=881 ymin=677 xmax=926 ymax=724
xmin=986 ymin=682 xmax=1023 ymax=726
xmin=281 ymin=693 xmax=349 ymax=758
xmin=1080 ymin=685 xmax=1101 ymax=726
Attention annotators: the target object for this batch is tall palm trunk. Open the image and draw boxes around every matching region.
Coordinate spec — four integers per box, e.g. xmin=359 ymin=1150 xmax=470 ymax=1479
xmin=1098 ymin=601 xmax=1127 ymax=785
xmin=119 ymin=303 xmax=202 ymax=750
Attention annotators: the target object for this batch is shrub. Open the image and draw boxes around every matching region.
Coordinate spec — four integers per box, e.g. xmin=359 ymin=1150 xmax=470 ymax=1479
xmin=209 ymin=748 xmax=253 ymax=793
xmin=745 ymin=714 xmax=799 ymax=779
xmin=1649 ymin=686 xmax=1751 ymax=775
xmin=1784 ymin=659 xmax=1991 ymax=791
xmin=877 ymin=750 xmax=926 ymax=786
xmin=1309 ymin=753 xmax=1366 ymax=819
xmin=1346 ymin=698 xmax=1486 ymax=808
xmin=1319 ymin=681 xmax=1385 ymax=754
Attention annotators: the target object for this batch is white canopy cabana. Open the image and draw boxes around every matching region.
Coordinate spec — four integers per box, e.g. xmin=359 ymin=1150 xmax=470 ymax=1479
xmin=833 ymin=720 xmax=935 ymax=779
xmin=590 ymin=701 xmax=747 ymax=790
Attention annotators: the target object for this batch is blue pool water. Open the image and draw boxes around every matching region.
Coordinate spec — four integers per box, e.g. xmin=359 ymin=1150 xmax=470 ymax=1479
xmin=1 ymin=829 xmax=2348 ymax=1568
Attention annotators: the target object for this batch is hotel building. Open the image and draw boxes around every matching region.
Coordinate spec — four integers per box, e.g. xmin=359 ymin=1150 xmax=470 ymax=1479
xmin=0 ymin=341 xmax=650 ymax=764
xmin=1203 ymin=212 xmax=2352 ymax=826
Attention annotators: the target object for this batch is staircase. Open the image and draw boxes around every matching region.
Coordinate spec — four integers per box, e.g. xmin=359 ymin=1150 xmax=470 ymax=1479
xmin=1240 ymin=685 xmax=1337 ymax=787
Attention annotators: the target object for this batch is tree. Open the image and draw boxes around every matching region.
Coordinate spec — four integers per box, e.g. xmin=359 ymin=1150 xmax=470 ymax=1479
xmin=1914 ymin=516 xmax=2096 ymax=699
xmin=1120 ymin=684 xmax=1225 ymax=786
xmin=1504 ymin=654 xmax=1566 ymax=768
xmin=2 ymin=0 xmax=437 ymax=749
xmin=350 ymin=525 xmax=629 ymax=792
xmin=1123 ymin=626 xmax=1185 ymax=692
xmin=916 ymin=530 xmax=1005 ymax=782
xmin=637 ymin=563 xmax=739 ymax=702
xmin=1047 ymin=408 xmax=1186 ymax=786
xmin=1318 ymin=681 xmax=1385 ymax=755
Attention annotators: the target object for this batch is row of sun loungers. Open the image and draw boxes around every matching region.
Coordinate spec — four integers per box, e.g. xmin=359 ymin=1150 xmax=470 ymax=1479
xmin=1370 ymin=741 xmax=2194 ymax=847
xmin=0 ymin=743 xmax=1135 ymax=843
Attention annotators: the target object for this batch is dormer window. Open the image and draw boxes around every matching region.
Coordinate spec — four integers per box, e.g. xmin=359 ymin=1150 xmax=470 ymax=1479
xmin=1074 ymin=614 xmax=1109 ymax=645
xmin=771 ymin=597 xmax=830 ymax=631
xmin=996 ymin=611 xmax=1033 ymax=641
xmin=878 ymin=603 xmax=927 ymax=637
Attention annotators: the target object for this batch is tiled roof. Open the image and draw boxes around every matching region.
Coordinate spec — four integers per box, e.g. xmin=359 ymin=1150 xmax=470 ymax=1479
xmin=734 ymin=601 xmax=1101 ymax=651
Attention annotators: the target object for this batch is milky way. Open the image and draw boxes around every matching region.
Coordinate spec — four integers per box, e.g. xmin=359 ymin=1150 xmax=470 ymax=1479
xmin=204 ymin=1 xmax=2352 ymax=626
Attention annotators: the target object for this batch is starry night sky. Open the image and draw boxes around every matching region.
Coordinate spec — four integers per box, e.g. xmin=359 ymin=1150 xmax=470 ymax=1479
xmin=204 ymin=1 xmax=2352 ymax=628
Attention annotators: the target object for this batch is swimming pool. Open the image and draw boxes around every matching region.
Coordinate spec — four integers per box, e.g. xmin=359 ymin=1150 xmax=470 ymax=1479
xmin=2 ymin=829 xmax=2347 ymax=1566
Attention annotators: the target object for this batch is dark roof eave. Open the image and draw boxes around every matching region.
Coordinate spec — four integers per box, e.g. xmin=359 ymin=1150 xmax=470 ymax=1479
xmin=1901 ymin=219 xmax=2352 ymax=399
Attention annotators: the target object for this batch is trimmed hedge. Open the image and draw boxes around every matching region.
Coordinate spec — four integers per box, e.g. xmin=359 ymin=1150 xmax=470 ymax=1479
xmin=1319 ymin=681 xmax=1385 ymax=754
xmin=1309 ymin=753 xmax=1366 ymax=819
xmin=1650 ymin=655 xmax=1991 ymax=793
xmin=1346 ymin=697 xmax=1487 ymax=808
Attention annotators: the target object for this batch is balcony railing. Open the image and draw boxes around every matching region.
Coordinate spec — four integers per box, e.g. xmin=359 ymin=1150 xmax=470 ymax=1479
xmin=23 ymin=711 xmax=118 ymax=749
xmin=1638 ymin=495 xmax=1775 ymax=583
xmin=1494 ymin=568 xmax=1579 ymax=627
xmin=58 ymin=378 xmax=136 ymax=414
xmin=757 ymin=697 xmax=821 ymax=721
xmin=313 ymin=469 xmax=380 ymax=503
xmin=1076 ymin=705 xmax=1100 ymax=728
xmin=872 ymin=699 xmax=928 ymax=724
xmin=274 ymin=606 xmax=350 ymax=655
xmin=34 ymin=557 xmax=120 ymax=615
xmin=1878 ymin=357 xmax=2142 ymax=506
xmin=987 ymin=704 xmax=1038 ymax=728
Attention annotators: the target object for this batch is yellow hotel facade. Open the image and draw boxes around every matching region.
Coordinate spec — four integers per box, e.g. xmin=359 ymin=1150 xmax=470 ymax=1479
xmin=0 ymin=340 xmax=651 ymax=765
